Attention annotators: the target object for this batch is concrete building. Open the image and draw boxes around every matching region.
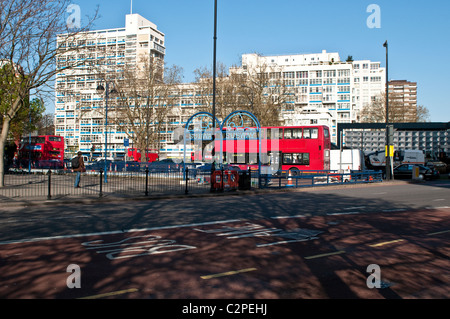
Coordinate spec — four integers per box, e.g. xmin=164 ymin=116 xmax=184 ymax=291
xmin=54 ymin=13 xmax=165 ymax=158
xmin=230 ymin=51 xmax=386 ymax=143
xmin=388 ymin=80 xmax=418 ymax=121
xmin=338 ymin=122 xmax=450 ymax=154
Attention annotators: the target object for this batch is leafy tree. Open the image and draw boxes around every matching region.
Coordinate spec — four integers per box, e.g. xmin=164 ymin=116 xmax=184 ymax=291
xmin=8 ymin=98 xmax=46 ymax=141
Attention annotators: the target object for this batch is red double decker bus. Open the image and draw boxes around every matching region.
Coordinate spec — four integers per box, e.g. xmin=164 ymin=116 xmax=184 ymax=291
xmin=17 ymin=135 xmax=64 ymax=168
xmin=217 ymin=125 xmax=331 ymax=174
xmin=127 ymin=148 xmax=159 ymax=163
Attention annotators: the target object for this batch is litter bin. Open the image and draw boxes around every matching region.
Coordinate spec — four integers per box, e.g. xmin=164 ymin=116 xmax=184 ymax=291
xmin=238 ymin=170 xmax=251 ymax=190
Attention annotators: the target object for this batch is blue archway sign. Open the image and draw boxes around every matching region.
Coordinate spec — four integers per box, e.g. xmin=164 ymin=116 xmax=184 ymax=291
xmin=183 ymin=110 xmax=262 ymax=188
xmin=183 ymin=111 xmax=221 ymax=164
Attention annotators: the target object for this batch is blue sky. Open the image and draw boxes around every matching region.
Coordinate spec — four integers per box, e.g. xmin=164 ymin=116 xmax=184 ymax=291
xmin=68 ymin=0 xmax=450 ymax=122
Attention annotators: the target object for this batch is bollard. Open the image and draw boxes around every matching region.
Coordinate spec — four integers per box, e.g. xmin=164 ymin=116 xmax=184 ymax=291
xmin=47 ymin=169 xmax=52 ymax=200
xmin=99 ymin=169 xmax=103 ymax=197
xmin=185 ymin=167 xmax=189 ymax=194
xmin=220 ymin=167 xmax=224 ymax=192
xmin=145 ymin=168 xmax=149 ymax=196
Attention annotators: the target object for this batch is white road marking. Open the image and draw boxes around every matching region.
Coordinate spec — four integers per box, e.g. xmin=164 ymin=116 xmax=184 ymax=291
xmin=327 ymin=212 xmax=360 ymax=216
xmin=2 ymin=215 xmax=91 ymax=224
xmin=270 ymin=214 xmax=308 ymax=220
xmin=0 ymin=219 xmax=241 ymax=246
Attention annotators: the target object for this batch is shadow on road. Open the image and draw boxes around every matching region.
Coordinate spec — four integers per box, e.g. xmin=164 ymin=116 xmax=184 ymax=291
xmin=0 ymin=186 xmax=449 ymax=299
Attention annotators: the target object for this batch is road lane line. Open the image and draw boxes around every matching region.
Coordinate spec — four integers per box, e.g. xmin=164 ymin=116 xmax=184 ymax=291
xmin=271 ymin=214 xmax=308 ymax=220
xmin=78 ymin=288 xmax=138 ymax=299
xmin=427 ymin=230 xmax=450 ymax=236
xmin=304 ymin=250 xmax=346 ymax=260
xmin=201 ymin=268 xmax=257 ymax=280
xmin=369 ymin=239 xmax=405 ymax=247
xmin=327 ymin=212 xmax=360 ymax=216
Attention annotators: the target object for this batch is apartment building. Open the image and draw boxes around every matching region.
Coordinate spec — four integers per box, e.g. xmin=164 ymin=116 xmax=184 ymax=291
xmin=230 ymin=51 xmax=386 ymax=143
xmin=388 ymin=80 xmax=418 ymax=121
xmin=54 ymin=13 xmax=165 ymax=158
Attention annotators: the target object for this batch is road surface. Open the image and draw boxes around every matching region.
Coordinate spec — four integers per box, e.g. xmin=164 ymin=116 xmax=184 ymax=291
xmin=0 ymin=180 xmax=449 ymax=302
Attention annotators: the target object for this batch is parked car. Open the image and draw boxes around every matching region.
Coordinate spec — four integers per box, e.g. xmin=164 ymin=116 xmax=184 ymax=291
xmin=425 ymin=161 xmax=447 ymax=174
xmin=85 ymin=160 xmax=140 ymax=172
xmin=141 ymin=158 xmax=182 ymax=173
xmin=196 ymin=163 xmax=242 ymax=173
xmin=393 ymin=164 xmax=440 ymax=180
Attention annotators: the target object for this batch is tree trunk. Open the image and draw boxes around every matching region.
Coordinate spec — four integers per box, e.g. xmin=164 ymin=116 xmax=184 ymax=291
xmin=0 ymin=117 xmax=11 ymax=187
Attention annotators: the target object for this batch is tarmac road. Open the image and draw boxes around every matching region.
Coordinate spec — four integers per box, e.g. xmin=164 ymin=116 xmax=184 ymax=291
xmin=0 ymin=180 xmax=449 ymax=301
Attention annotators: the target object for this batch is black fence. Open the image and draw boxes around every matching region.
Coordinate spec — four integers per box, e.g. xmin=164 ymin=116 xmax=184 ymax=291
xmin=257 ymin=170 xmax=383 ymax=189
xmin=0 ymin=167 xmax=383 ymax=202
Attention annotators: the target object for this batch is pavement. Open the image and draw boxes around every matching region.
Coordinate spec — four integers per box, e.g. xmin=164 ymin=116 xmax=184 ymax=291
xmin=0 ymin=178 xmax=416 ymax=208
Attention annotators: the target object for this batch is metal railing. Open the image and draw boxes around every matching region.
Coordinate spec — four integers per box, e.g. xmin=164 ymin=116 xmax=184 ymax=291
xmin=258 ymin=170 xmax=384 ymax=189
xmin=0 ymin=167 xmax=383 ymax=202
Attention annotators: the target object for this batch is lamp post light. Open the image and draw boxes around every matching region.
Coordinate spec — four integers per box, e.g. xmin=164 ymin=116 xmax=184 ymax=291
xmin=96 ymin=82 xmax=117 ymax=183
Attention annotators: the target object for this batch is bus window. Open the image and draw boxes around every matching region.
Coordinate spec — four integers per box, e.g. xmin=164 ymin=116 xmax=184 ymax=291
xmin=292 ymin=153 xmax=302 ymax=164
xmin=284 ymin=129 xmax=293 ymax=139
xmin=48 ymin=136 xmax=62 ymax=142
xmin=324 ymin=128 xmax=330 ymax=138
xmin=31 ymin=137 xmax=45 ymax=144
xmin=269 ymin=151 xmax=279 ymax=163
xmin=248 ymin=154 xmax=258 ymax=165
xmin=303 ymin=153 xmax=310 ymax=165
xmin=283 ymin=153 xmax=310 ymax=165
xmin=235 ymin=153 xmax=246 ymax=164
xmin=292 ymin=128 xmax=302 ymax=139
xmin=303 ymin=129 xmax=311 ymax=139
xmin=283 ymin=154 xmax=293 ymax=164
xmin=311 ymin=128 xmax=319 ymax=139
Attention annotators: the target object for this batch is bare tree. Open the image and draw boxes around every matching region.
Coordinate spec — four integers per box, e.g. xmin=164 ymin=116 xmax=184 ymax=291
xmin=234 ymin=62 xmax=285 ymax=127
xmin=110 ymin=56 xmax=184 ymax=161
xmin=192 ymin=61 xmax=284 ymax=127
xmin=0 ymin=0 xmax=97 ymax=186
xmin=415 ymin=105 xmax=430 ymax=122
xmin=360 ymin=92 xmax=430 ymax=123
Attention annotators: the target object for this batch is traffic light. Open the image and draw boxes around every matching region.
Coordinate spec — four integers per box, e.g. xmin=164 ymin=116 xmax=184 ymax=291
xmin=90 ymin=145 xmax=95 ymax=153
xmin=387 ymin=125 xmax=394 ymax=145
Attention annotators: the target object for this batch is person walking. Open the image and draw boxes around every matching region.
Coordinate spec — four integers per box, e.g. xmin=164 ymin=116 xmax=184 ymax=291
xmin=73 ymin=151 xmax=85 ymax=188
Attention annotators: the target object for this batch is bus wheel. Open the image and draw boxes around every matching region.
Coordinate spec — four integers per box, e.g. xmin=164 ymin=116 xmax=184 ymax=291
xmin=289 ymin=168 xmax=300 ymax=176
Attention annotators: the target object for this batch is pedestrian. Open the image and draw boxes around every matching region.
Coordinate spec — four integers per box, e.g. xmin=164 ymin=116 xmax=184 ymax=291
xmin=73 ymin=151 xmax=85 ymax=188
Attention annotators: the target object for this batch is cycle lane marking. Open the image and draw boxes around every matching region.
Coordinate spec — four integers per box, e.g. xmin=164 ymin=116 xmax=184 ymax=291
xmin=0 ymin=219 xmax=241 ymax=246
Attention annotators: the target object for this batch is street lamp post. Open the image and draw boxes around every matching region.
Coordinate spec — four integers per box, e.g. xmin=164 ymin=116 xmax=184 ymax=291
xmin=210 ymin=0 xmax=218 ymax=193
xmin=97 ymin=82 xmax=117 ymax=183
xmin=383 ymin=40 xmax=393 ymax=180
